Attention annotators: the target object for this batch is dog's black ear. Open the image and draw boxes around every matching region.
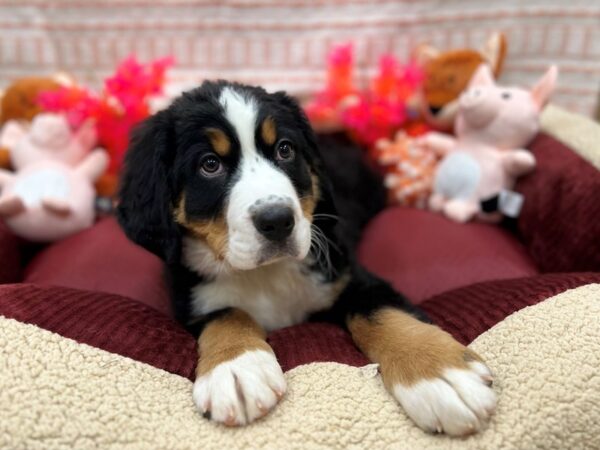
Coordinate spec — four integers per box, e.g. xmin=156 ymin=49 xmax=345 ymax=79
xmin=117 ymin=109 xmax=181 ymax=264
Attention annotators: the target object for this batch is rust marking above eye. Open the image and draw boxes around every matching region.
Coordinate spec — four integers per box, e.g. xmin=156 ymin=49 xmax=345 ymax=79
xmin=205 ymin=128 xmax=231 ymax=156
xmin=261 ymin=116 xmax=277 ymax=146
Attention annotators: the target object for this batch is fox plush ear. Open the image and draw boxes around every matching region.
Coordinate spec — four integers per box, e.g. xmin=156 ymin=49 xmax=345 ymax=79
xmin=468 ymin=64 xmax=495 ymax=88
xmin=481 ymin=32 xmax=507 ymax=76
xmin=117 ymin=109 xmax=182 ymax=264
xmin=531 ymin=65 xmax=558 ymax=110
xmin=414 ymin=44 xmax=440 ymax=65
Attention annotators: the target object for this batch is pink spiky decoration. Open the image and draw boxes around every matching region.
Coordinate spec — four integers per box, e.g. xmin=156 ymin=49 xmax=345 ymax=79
xmin=305 ymin=44 xmax=439 ymax=207
xmin=305 ymin=44 xmax=426 ymax=148
xmin=304 ymin=44 xmax=357 ymax=131
xmin=38 ymin=56 xmax=174 ymax=175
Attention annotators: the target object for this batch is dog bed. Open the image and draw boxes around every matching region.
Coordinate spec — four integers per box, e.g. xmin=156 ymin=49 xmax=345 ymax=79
xmin=2 ymin=283 xmax=599 ymax=450
xmin=1 ymin=104 xmax=600 ymax=449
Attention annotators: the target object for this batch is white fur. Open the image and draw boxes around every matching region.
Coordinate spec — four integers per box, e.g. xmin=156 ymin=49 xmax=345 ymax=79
xmin=187 ymin=246 xmax=339 ymax=331
xmin=218 ymin=87 xmax=312 ymax=270
xmin=392 ymin=362 xmax=496 ymax=436
xmin=192 ymin=349 xmax=286 ymax=426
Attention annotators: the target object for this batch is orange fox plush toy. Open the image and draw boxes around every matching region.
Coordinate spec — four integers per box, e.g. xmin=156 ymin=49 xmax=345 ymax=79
xmin=417 ymin=32 xmax=507 ymax=131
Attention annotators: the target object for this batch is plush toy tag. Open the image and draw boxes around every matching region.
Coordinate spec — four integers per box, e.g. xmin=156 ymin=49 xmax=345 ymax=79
xmin=498 ymin=190 xmax=524 ymax=218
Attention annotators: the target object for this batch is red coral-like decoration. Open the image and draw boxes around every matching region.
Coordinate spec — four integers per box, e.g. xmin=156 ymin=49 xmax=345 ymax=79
xmin=38 ymin=56 xmax=174 ymax=175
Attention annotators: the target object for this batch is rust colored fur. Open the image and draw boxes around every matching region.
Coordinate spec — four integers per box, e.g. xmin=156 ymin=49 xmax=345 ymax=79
xmin=205 ymin=128 xmax=231 ymax=156
xmin=348 ymin=308 xmax=482 ymax=388
xmin=196 ymin=308 xmax=271 ymax=376
xmin=300 ymin=173 xmax=320 ymax=221
xmin=174 ymin=196 xmax=229 ymax=259
xmin=261 ymin=117 xmax=277 ymax=146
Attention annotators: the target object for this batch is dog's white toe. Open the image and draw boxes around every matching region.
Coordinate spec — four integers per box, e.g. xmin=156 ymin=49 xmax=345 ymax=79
xmin=393 ymin=362 xmax=496 ymax=436
xmin=192 ymin=349 xmax=286 ymax=426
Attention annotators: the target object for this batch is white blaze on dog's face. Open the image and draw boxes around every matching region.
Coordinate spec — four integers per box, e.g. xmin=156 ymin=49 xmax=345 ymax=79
xmin=164 ymin=83 xmax=319 ymax=274
xmin=219 ymin=88 xmax=312 ymax=270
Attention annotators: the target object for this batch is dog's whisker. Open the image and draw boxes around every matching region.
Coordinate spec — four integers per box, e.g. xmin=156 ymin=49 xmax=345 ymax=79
xmin=313 ymin=223 xmax=341 ymax=255
xmin=310 ymin=224 xmax=334 ymax=278
xmin=312 ymin=213 xmax=340 ymax=222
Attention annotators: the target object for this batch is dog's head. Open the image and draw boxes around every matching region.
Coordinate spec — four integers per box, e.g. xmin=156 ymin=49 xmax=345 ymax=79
xmin=118 ymin=81 xmax=333 ymax=273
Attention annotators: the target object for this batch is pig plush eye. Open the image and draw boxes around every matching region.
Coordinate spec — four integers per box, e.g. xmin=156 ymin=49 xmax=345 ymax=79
xmin=502 ymin=92 xmax=511 ymax=100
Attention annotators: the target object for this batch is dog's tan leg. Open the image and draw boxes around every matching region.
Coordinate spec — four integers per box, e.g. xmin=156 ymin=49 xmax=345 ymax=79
xmin=193 ymin=308 xmax=286 ymax=426
xmin=348 ymin=308 xmax=496 ymax=436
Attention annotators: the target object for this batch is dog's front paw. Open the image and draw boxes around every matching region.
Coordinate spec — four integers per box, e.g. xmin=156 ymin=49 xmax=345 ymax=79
xmin=392 ymin=359 xmax=496 ymax=436
xmin=192 ymin=349 xmax=286 ymax=426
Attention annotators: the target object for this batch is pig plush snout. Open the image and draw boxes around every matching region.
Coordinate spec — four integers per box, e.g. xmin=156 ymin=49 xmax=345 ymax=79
xmin=459 ymin=87 xmax=499 ymax=129
xmin=30 ymin=114 xmax=71 ymax=150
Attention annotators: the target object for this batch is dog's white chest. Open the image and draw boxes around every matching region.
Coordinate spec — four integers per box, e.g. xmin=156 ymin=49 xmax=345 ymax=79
xmin=190 ymin=260 xmax=339 ymax=331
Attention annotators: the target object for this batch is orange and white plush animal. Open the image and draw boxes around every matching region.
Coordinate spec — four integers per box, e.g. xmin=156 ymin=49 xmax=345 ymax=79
xmin=417 ymin=32 xmax=507 ymax=131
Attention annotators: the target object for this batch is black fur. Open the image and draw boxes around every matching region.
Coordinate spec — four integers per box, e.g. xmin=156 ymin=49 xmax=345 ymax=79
xmin=315 ymin=132 xmax=387 ymax=248
xmin=117 ymin=80 xmax=424 ymax=337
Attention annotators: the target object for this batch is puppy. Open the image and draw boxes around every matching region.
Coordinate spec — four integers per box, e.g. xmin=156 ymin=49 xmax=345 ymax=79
xmin=117 ymin=81 xmax=496 ymax=435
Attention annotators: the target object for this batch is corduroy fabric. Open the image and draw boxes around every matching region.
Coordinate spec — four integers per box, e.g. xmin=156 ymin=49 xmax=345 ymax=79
xmin=420 ymin=272 xmax=600 ymax=345
xmin=516 ymin=133 xmax=600 ymax=272
xmin=268 ymin=322 xmax=369 ymax=372
xmin=0 ymin=222 xmax=21 ymax=284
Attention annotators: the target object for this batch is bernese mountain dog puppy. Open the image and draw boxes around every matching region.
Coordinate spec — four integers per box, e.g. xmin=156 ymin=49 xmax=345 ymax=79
xmin=117 ymin=81 xmax=496 ymax=435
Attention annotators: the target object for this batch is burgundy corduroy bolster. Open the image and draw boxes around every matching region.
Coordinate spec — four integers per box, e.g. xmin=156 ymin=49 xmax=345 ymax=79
xmin=517 ymin=133 xmax=600 ymax=272
xmin=268 ymin=322 xmax=369 ymax=372
xmin=420 ymin=272 xmax=600 ymax=345
xmin=0 ymin=222 xmax=22 ymax=284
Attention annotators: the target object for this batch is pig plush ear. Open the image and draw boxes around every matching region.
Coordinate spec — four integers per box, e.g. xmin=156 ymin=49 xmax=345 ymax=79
xmin=75 ymin=119 xmax=97 ymax=151
xmin=0 ymin=120 xmax=27 ymax=150
xmin=468 ymin=64 xmax=495 ymax=88
xmin=531 ymin=65 xmax=558 ymax=110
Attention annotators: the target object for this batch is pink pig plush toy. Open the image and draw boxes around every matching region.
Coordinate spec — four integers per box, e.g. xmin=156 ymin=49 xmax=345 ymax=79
xmin=0 ymin=113 xmax=108 ymax=241
xmin=419 ymin=64 xmax=558 ymax=223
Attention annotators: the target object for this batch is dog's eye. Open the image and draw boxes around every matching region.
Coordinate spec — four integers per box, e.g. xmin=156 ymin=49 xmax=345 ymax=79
xmin=276 ymin=140 xmax=295 ymax=161
xmin=199 ymin=155 xmax=223 ymax=177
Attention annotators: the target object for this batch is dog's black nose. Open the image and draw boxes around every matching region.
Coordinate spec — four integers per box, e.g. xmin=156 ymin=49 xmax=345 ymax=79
xmin=252 ymin=206 xmax=295 ymax=242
